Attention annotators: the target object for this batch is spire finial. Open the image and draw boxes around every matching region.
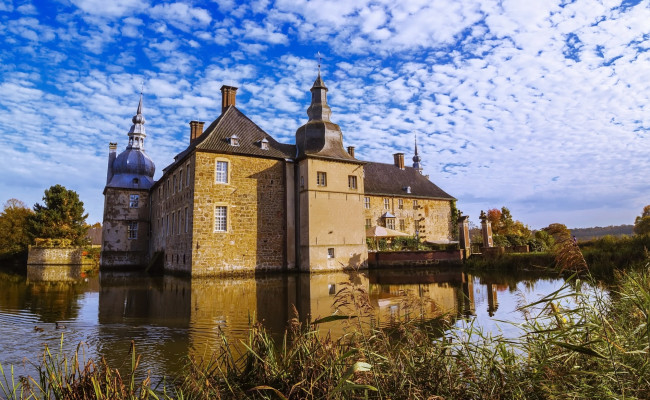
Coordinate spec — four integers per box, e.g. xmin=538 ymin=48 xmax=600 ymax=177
xmin=317 ymin=51 xmax=321 ymax=76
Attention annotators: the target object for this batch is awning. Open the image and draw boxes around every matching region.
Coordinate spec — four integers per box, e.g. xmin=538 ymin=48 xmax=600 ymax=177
xmin=366 ymin=225 xmax=410 ymax=238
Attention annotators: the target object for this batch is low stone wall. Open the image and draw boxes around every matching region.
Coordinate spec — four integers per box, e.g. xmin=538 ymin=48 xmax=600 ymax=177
xmin=368 ymin=250 xmax=463 ymax=268
xmin=27 ymin=246 xmax=84 ymax=265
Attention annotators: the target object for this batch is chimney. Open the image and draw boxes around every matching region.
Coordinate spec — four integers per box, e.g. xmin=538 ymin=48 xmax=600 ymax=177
xmin=347 ymin=146 xmax=355 ymax=158
xmin=393 ymin=153 xmax=405 ymax=169
xmin=106 ymin=142 xmax=117 ymax=184
xmin=189 ymin=121 xmax=205 ymax=143
xmin=220 ymin=85 xmax=238 ymax=113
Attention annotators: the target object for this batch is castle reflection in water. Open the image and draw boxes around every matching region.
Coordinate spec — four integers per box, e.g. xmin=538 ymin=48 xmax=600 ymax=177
xmin=10 ymin=265 xmax=513 ymax=380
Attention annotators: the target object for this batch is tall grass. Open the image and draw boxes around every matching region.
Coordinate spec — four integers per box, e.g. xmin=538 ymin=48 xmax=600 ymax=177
xmin=3 ymin=245 xmax=650 ymax=398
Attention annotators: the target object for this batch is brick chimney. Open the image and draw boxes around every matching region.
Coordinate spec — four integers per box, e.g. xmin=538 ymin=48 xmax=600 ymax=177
xmin=393 ymin=153 xmax=405 ymax=169
xmin=189 ymin=121 xmax=205 ymax=143
xmin=347 ymin=146 xmax=355 ymax=158
xmin=220 ymin=85 xmax=238 ymax=113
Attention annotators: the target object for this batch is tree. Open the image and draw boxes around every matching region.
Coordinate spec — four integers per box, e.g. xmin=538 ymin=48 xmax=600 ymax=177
xmin=486 ymin=208 xmax=502 ymax=234
xmin=28 ymin=185 xmax=89 ymax=246
xmin=0 ymin=198 xmax=33 ymax=258
xmin=634 ymin=205 xmax=650 ymax=235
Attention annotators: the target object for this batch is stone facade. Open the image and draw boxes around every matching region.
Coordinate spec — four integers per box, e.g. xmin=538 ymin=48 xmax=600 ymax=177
xmin=298 ymin=157 xmax=367 ymax=271
xmin=101 ymin=188 xmax=150 ymax=267
xmin=363 ymin=195 xmax=453 ymax=242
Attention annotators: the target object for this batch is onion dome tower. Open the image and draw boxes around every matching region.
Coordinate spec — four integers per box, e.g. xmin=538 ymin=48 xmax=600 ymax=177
xmin=106 ymin=94 xmax=156 ymax=189
xmin=294 ymin=72 xmax=357 ymax=161
xmin=413 ymin=135 xmax=423 ymax=174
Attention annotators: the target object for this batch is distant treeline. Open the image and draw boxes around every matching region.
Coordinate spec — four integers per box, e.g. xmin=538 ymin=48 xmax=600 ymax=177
xmin=569 ymin=224 xmax=634 ymax=240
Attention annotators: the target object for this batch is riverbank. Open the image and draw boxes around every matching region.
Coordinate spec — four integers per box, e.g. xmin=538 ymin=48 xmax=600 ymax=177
xmin=2 ymin=257 xmax=649 ymax=399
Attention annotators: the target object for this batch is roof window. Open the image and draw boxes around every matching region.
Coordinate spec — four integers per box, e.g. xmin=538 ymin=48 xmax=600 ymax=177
xmin=229 ymin=134 xmax=240 ymax=146
xmin=260 ymin=137 xmax=269 ymax=150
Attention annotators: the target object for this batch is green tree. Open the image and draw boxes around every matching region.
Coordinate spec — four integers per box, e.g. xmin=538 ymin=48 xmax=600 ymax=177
xmin=28 ymin=185 xmax=89 ymax=245
xmin=634 ymin=205 xmax=650 ymax=235
xmin=0 ymin=198 xmax=34 ymax=258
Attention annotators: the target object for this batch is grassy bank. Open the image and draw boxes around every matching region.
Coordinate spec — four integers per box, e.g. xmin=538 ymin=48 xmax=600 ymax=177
xmin=3 ymin=256 xmax=650 ymax=399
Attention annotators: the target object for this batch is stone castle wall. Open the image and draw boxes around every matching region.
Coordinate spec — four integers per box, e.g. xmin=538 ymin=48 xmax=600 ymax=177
xmin=189 ymin=152 xmax=287 ymax=275
xmin=364 ymin=195 xmax=453 ymax=242
xmin=151 ymin=154 xmax=196 ymax=274
xmin=101 ymin=188 xmax=150 ymax=268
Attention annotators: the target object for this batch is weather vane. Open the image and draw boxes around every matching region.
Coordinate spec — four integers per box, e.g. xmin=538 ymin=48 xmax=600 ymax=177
xmin=317 ymin=51 xmax=321 ymax=74
xmin=140 ymin=80 xmax=144 ymax=94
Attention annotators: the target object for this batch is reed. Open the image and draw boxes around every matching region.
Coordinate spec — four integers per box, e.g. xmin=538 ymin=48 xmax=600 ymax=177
xmin=3 ymin=253 xmax=650 ymax=398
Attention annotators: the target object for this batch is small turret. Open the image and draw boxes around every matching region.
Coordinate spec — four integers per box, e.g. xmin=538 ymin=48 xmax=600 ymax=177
xmin=413 ymin=135 xmax=423 ymax=174
xmin=106 ymin=142 xmax=117 ymax=184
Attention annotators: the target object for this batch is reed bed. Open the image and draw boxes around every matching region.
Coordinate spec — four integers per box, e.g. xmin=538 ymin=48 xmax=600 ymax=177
xmin=3 ymin=239 xmax=650 ymax=399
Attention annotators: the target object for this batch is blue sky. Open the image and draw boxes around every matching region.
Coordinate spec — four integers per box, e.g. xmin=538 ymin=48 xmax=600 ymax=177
xmin=1 ymin=0 xmax=649 ymax=229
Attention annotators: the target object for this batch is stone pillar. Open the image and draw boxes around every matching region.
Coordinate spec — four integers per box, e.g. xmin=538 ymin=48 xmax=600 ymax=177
xmin=458 ymin=215 xmax=470 ymax=258
xmin=480 ymin=211 xmax=493 ymax=248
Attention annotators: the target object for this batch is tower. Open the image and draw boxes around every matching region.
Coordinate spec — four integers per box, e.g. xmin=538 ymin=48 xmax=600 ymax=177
xmin=294 ymin=72 xmax=368 ymax=271
xmin=101 ymin=94 xmax=156 ymax=268
xmin=413 ymin=135 xmax=423 ymax=174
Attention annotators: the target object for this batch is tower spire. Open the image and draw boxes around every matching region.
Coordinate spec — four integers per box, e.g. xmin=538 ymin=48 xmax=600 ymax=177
xmin=128 ymin=93 xmax=146 ymax=150
xmin=413 ymin=134 xmax=423 ymax=174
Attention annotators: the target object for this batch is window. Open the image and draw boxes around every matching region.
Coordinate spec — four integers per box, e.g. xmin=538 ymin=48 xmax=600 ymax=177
xmin=166 ymin=215 xmax=169 ymax=236
xmin=317 ymin=171 xmax=327 ymax=186
xmin=173 ymin=175 xmax=176 ymax=193
xmin=185 ymin=207 xmax=189 ymax=233
xmin=179 ymin=170 xmax=183 ymax=190
xmin=415 ymin=220 xmax=420 ymax=233
xmin=177 ymin=211 xmax=180 ymax=235
xmin=186 ymin=165 xmax=190 ymax=186
xmin=364 ymin=197 xmax=370 ymax=209
xmin=365 ymin=218 xmax=371 ymax=228
xmin=229 ymin=134 xmax=239 ymax=146
xmin=260 ymin=138 xmax=269 ymax=150
xmin=328 ymin=284 xmax=336 ymax=295
xmin=348 ymin=175 xmax=357 ymax=190
xmin=171 ymin=212 xmax=175 ymax=235
xmin=327 ymin=248 xmax=335 ymax=259
xmin=127 ymin=222 xmax=138 ymax=239
xmin=214 ymin=206 xmax=227 ymax=232
xmin=300 ymin=176 xmax=305 ymax=188
xmin=384 ymin=198 xmax=390 ymax=210
xmin=386 ymin=218 xmax=395 ymax=230
xmin=413 ymin=200 xmax=419 ymax=209
xmin=216 ymin=161 xmax=228 ymax=183
xmin=129 ymin=194 xmax=139 ymax=208
xmin=399 ymin=219 xmax=405 ymax=231
xmin=398 ymin=199 xmax=403 ymax=209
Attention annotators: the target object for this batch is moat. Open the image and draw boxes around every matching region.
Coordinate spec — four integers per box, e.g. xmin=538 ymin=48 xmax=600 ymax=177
xmin=0 ymin=266 xmax=565 ymax=381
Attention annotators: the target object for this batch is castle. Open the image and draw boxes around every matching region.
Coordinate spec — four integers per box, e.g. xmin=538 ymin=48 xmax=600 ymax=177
xmin=101 ymin=73 xmax=456 ymax=275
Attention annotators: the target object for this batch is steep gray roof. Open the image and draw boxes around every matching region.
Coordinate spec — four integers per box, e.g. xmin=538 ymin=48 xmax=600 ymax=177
xmin=161 ymin=106 xmax=295 ymax=174
xmin=195 ymin=106 xmax=295 ymax=158
xmin=363 ymin=162 xmax=455 ymax=200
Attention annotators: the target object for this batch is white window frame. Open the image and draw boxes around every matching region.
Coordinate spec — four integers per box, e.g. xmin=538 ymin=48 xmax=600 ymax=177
xmin=398 ymin=199 xmax=403 ymax=209
xmin=215 ymin=160 xmax=229 ymax=184
xmin=214 ymin=205 xmax=227 ymax=232
xmin=364 ymin=197 xmax=370 ymax=209
xmin=317 ymin=171 xmax=327 ymax=187
xmin=386 ymin=218 xmax=395 ymax=230
xmin=129 ymin=194 xmax=139 ymax=208
xmin=384 ymin=198 xmax=390 ymax=210
xmin=413 ymin=200 xmax=419 ymax=209
xmin=327 ymin=248 xmax=335 ymax=259
xmin=348 ymin=175 xmax=357 ymax=190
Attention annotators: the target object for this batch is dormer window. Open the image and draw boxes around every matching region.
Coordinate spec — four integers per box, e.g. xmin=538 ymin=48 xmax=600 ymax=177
xmin=404 ymin=186 xmax=412 ymax=194
xmin=260 ymin=138 xmax=269 ymax=150
xmin=229 ymin=134 xmax=240 ymax=146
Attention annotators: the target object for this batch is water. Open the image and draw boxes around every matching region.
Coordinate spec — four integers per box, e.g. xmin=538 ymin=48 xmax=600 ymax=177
xmin=0 ymin=265 xmax=564 ymax=382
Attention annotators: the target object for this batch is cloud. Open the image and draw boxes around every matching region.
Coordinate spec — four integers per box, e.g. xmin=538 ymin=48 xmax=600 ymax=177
xmin=150 ymin=2 xmax=212 ymax=32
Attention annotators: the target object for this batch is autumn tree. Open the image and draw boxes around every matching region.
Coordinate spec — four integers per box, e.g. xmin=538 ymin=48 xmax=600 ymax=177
xmin=0 ymin=198 xmax=34 ymax=258
xmin=634 ymin=205 xmax=650 ymax=235
xmin=27 ymin=185 xmax=89 ymax=246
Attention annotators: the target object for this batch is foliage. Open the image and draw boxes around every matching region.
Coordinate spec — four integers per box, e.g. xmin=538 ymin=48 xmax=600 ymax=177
xmin=449 ymin=200 xmax=459 ymax=240
xmin=570 ymin=224 xmax=633 ymax=240
xmin=634 ymin=205 xmax=650 ymax=235
xmin=27 ymin=185 xmax=89 ymax=246
xmin=0 ymin=199 xmax=33 ymax=259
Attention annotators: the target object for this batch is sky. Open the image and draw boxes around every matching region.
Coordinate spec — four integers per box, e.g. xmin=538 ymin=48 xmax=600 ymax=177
xmin=1 ymin=0 xmax=649 ymax=229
